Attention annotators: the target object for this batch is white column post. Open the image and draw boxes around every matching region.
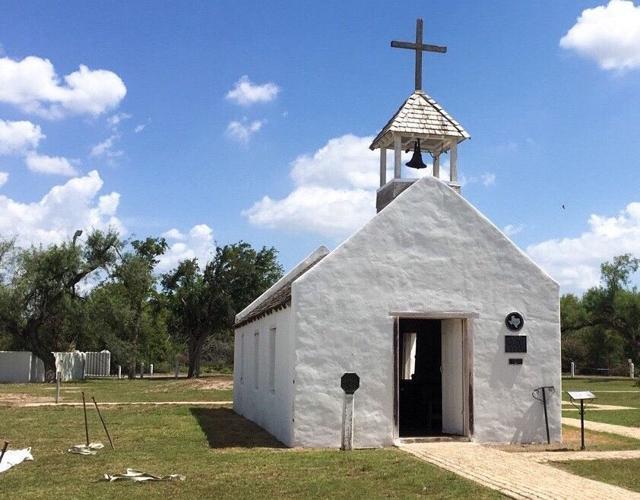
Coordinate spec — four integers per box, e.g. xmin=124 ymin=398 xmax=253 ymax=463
xmin=341 ymin=393 xmax=355 ymax=451
xmin=433 ymin=153 xmax=440 ymax=179
xmin=379 ymin=148 xmax=387 ymax=187
xmin=117 ymin=365 xmax=122 ymax=379
xmin=394 ymin=135 xmax=402 ymax=179
xmin=570 ymin=361 xmax=575 ymax=378
xmin=150 ymin=363 xmax=154 ymax=376
xmin=449 ymin=141 xmax=458 ymax=183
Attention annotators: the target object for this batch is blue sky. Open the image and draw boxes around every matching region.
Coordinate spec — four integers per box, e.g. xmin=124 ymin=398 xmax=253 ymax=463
xmin=1 ymin=0 xmax=639 ymax=291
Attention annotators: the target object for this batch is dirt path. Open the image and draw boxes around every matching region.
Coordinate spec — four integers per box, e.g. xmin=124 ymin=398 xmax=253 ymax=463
xmin=561 ymin=402 xmax=636 ymax=411
xmin=19 ymin=400 xmax=233 ymax=407
xmin=523 ymin=449 xmax=640 ymax=463
xmin=563 ymin=417 xmax=640 ymax=440
xmin=400 ymin=441 xmax=640 ymax=499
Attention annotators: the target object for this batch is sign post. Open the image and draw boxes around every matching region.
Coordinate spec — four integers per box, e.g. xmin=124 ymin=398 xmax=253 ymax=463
xmin=340 ymin=373 xmax=360 ymax=451
xmin=568 ymin=391 xmax=596 ymax=450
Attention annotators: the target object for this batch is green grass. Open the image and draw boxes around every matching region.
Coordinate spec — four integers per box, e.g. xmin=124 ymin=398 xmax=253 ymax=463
xmin=562 ymin=377 xmax=639 ymax=393
xmin=0 ymin=404 xmax=504 ymax=499
xmin=0 ymin=377 xmax=233 ymax=403
xmin=554 ymin=459 xmax=640 ymax=493
xmin=562 ymin=376 xmax=640 ymax=427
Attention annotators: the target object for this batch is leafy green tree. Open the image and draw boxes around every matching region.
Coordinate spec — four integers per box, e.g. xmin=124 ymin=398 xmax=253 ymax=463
xmin=88 ymin=237 xmax=168 ymax=378
xmin=163 ymin=242 xmax=283 ymax=378
xmin=0 ymin=230 xmax=120 ymax=372
xmin=561 ymin=254 xmax=640 ymax=373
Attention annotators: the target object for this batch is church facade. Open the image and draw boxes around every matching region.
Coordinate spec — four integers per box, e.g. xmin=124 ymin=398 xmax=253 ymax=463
xmin=233 ymin=19 xmax=561 ymax=448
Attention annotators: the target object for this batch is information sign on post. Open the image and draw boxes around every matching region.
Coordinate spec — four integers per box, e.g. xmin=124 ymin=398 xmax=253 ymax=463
xmin=568 ymin=390 xmax=596 ymax=450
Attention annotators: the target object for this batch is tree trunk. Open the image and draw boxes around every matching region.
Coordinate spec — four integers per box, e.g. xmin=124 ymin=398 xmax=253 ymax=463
xmin=187 ymin=334 xmax=205 ymax=378
xmin=24 ymin=320 xmax=56 ymax=378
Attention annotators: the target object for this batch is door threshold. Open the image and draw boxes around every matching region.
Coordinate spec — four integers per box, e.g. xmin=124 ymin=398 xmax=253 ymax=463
xmin=397 ymin=436 xmax=470 ymax=444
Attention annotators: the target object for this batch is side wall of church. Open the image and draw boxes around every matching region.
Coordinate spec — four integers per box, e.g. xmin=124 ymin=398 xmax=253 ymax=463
xmin=290 ymin=176 xmax=561 ymax=447
xmin=233 ymin=306 xmax=295 ymax=446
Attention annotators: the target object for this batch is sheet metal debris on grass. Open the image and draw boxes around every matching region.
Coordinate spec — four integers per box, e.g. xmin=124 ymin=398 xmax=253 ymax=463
xmin=103 ymin=468 xmax=185 ymax=482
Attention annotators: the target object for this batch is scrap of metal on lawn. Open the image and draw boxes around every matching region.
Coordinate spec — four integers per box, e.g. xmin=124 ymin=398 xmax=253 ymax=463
xmin=68 ymin=442 xmax=104 ymax=455
xmin=103 ymin=468 xmax=186 ymax=482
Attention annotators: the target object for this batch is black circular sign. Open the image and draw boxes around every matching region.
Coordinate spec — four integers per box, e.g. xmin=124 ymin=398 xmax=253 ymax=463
xmin=505 ymin=312 xmax=524 ymax=332
xmin=341 ymin=373 xmax=360 ymax=394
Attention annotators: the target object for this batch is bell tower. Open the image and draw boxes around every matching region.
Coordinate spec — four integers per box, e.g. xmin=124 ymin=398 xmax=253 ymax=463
xmin=371 ymin=18 xmax=470 ymax=212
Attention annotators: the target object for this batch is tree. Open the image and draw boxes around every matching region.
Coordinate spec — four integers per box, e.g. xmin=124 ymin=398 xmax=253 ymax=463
xmin=0 ymin=230 xmax=120 ymax=372
xmin=561 ymin=254 xmax=640 ymax=373
xmin=88 ymin=237 xmax=168 ymax=378
xmin=163 ymin=242 xmax=283 ymax=378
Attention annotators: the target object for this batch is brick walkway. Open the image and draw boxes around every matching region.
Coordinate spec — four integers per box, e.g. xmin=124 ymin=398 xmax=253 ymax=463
xmin=400 ymin=441 xmax=640 ymax=499
xmin=563 ymin=417 xmax=640 ymax=440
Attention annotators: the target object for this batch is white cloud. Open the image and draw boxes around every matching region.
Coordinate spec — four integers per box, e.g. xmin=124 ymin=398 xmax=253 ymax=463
xmin=244 ymin=135 xmax=379 ymax=237
xmin=0 ymin=55 xmax=126 ymax=118
xmin=157 ymin=223 xmax=216 ymax=272
xmin=0 ymin=119 xmax=44 ymax=155
xmin=107 ymin=112 xmax=130 ymax=129
xmin=481 ymin=172 xmax=496 ymax=186
xmin=226 ymin=119 xmax=265 ymax=144
xmin=503 ymin=224 xmax=524 ymax=237
xmin=89 ymin=134 xmax=123 ymax=161
xmin=25 ymin=152 xmax=78 ymax=176
xmin=134 ymin=124 xmax=145 ymax=133
xmin=162 ymin=228 xmax=185 ymax=241
xmin=527 ymin=202 xmax=640 ymax=291
xmin=0 ymin=172 xmax=8 ymax=187
xmin=560 ymin=0 xmax=640 ymax=71
xmin=246 ymin=185 xmax=374 ymax=237
xmin=0 ymin=170 xmax=124 ymax=248
xmin=225 ymin=75 xmax=280 ymax=106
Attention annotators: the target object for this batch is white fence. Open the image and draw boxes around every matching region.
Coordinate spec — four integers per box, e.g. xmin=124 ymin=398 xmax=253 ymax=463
xmin=84 ymin=350 xmax=111 ymax=377
xmin=0 ymin=351 xmax=45 ymax=383
xmin=54 ymin=351 xmax=86 ymax=382
xmin=55 ymin=350 xmax=111 ymax=380
xmin=0 ymin=350 xmax=111 ymax=383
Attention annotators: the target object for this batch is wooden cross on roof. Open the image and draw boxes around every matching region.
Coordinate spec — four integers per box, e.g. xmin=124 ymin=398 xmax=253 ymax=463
xmin=391 ymin=18 xmax=446 ymax=91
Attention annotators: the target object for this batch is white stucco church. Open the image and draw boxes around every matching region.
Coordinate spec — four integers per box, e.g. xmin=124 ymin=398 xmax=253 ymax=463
xmin=233 ymin=19 xmax=561 ymax=448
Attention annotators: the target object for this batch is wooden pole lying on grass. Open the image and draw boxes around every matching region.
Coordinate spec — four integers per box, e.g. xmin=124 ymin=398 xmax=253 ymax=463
xmin=92 ymin=397 xmax=115 ymax=450
xmin=0 ymin=441 xmax=9 ymax=464
xmin=81 ymin=392 xmax=89 ymax=447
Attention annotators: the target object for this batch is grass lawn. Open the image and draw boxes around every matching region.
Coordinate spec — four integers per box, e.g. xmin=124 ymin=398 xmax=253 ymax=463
xmin=562 ymin=376 xmax=640 ymax=427
xmin=0 ymin=404 xmax=504 ymax=499
xmin=554 ymin=459 xmax=640 ymax=493
xmin=0 ymin=376 xmax=233 ymax=404
xmin=562 ymin=377 xmax=639 ymax=393
xmin=496 ymin=425 xmax=640 ymax=452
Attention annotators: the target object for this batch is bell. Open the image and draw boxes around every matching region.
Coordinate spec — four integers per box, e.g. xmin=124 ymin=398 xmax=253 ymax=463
xmin=405 ymin=139 xmax=427 ymax=169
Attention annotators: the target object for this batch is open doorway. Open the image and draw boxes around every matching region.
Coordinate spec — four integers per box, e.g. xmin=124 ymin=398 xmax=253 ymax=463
xmin=397 ymin=317 xmax=466 ymax=438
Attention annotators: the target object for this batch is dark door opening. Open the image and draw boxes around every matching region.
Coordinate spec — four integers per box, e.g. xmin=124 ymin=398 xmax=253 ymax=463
xmin=398 ymin=319 xmax=442 ymax=437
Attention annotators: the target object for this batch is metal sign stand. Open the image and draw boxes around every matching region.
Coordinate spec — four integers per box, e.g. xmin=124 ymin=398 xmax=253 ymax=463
xmin=340 ymin=373 xmax=360 ymax=451
xmin=568 ymin=391 xmax=596 ymax=450
xmin=532 ymin=386 xmax=555 ymax=444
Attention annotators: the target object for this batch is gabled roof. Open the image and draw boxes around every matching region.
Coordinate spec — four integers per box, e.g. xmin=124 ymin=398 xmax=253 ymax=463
xmin=234 ymin=246 xmax=330 ymax=328
xmin=369 ymin=91 xmax=470 ymax=151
